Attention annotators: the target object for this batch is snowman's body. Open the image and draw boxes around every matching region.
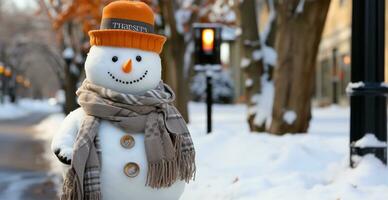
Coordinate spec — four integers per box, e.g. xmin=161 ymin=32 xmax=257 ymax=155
xmin=54 ymin=108 xmax=185 ymax=200
xmin=52 ymin=45 xmax=186 ymax=200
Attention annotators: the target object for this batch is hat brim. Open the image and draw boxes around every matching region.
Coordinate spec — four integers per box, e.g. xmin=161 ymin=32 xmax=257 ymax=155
xmin=89 ymin=29 xmax=167 ymax=54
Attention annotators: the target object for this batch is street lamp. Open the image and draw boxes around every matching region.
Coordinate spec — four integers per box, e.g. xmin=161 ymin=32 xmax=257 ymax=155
xmin=347 ymin=0 xmax=388 ymax=167
xmin=0 ymin=65 xmax=4 ymax=75
xmin=332 ymin=48 xmax=338 ymax=104
xmin=16 ymin=75 xmax=24 ymax=84
xmin=202 ymin=29 xmax=215 ymax=53
xmin=4 ymin=67 xmax=12 ymax=78
xmin=23 ymin=79 xmax=31 ymax=88
xmin=194 ymin=23 xmax=222 ymax=134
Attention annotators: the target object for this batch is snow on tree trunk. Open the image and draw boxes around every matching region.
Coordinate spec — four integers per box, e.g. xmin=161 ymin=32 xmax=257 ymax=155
xmin=269 ymin=0 xmax=330 ymax=134
xmin=240 ymin=0 xmax=265 ymax=132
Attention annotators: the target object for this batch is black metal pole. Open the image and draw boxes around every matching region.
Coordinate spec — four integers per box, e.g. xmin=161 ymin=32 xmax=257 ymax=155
xmin=206 ymin=73 xmax=212 ymax=133
xmin=332 ymin=48 xmax=338 ymax=104
xmin=349 ymin=0 xmax=387 ymax=167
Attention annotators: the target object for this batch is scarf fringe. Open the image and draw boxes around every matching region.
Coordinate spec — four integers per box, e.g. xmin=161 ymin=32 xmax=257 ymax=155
xmin=61 ymin=168 xmax=80 ymax=200
xmin=175 ymin=134 xmax=196 ymax=182
xmin=146 ymin=159 xmax=178 ymax=188
xmin=145 ymin=134 xmax=196 ymax=188
xmin=179 ymin=151 xmax=196 ymax=182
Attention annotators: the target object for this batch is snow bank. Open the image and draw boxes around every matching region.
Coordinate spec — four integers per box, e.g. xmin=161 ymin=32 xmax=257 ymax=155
xmin=0 ymin=99 xmax=60 ymax=120
xmin=181 ymin=103 xmax=388 ymax=200
xmin=0 ymin=103 xmax=26 ymax=119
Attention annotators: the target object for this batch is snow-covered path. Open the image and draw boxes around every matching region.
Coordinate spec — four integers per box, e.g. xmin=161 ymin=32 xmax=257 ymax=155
xmin=39 ymin=103 xmax=388 ymax=200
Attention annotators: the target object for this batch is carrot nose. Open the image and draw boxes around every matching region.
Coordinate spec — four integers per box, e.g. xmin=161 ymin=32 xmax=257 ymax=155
xmin=122 ymin=59 xmax=132 ymax=73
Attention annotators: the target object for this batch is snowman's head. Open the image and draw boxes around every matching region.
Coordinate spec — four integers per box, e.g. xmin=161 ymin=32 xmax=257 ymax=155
xmin=86 ymin=1 xmax=166 ymax=94
xmin=85 ymin=46 xmax=161 ymax=94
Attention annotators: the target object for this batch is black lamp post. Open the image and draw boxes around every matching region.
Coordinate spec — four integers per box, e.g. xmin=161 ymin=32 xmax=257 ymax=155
xmin=347 ymin=0 xmax=387 ymax=167
xmin=193 ymin=23 xmax=222 ymax=134
xmin=332 ymin=48 xmax=338 ymax=104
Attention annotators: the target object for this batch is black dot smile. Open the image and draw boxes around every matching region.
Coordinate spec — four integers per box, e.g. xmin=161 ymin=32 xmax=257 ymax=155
xmin=107 ymin=70 xmax=148 ymax=85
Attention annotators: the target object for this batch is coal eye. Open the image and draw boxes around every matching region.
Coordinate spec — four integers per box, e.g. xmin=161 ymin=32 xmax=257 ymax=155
xmin=136 ymin=55 xmax=142 ymax=62
xmin=112 ymin=56 xmax=118 ymax=62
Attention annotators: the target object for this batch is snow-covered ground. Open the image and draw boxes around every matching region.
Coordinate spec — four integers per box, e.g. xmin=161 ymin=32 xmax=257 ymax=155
xmin=38 ymin=103 xmax=388 ymax=200
xmin=0 ymin=99 xmax=60 ymax=120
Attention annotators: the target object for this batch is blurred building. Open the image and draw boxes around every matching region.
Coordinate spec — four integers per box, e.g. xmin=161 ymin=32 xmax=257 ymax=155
xmin=315 ymin=0 xmax=388 ymax=105
xmin=315 ymin=0 xmax=351 ymax=105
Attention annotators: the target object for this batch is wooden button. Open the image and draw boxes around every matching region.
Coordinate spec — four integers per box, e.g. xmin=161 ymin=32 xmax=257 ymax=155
xmin=120 ymin=134 xmax=135 ymax=149
xmin=124 ymin=162 xmax=140 ymax=178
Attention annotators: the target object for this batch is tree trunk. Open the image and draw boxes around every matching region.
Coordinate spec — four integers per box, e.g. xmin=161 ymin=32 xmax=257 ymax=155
xmin=240 ymin=0 xmax=265 ymax=132
xmin=161 ymin=40 xmax=178 ymax=96
xmin=155 ymin=1 xmax=178 ymax=102
xmin=269 ymin=0 xmax=330 ymax=134
xmin=162 ymin=0 xmax=190 ymax=122
xmin=63 ymin=22 xmax=80 ymax=114
xmin=63 ymin=63 xmax=78 ymax=114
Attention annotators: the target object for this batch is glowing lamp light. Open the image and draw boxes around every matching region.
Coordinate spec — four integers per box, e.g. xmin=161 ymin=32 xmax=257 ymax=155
xmin=343 ymin=55 xmax=351 ymax=65
xmin=202 ymin=29 xmax=215 ymax=52
xmin=0 ymin=66 xmax=4 ymax=75
xmin=4 ymin=68 xmax=12 ymax=77
xmin=16 ymin=75 xmax=24 ymax=83
xmin=24 ymin=80 xmax=31 ymax=88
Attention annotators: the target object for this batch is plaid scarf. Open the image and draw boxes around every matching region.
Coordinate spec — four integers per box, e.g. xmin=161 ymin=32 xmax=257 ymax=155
xmin=61 ymin=80 xmax=195 ymax=200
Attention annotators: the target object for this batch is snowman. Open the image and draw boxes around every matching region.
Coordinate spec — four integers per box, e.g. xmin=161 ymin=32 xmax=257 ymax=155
xmin=51 ymin=1 xmax=195 ymax=200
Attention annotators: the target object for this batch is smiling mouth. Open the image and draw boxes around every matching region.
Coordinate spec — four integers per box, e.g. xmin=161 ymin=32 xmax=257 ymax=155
xmin=107 ymin=70 xmax=148 ymax=85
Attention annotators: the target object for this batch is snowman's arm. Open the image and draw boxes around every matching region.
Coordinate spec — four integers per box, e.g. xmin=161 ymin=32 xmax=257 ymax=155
xmin=51 ymin=108 xmax=84 ymax=164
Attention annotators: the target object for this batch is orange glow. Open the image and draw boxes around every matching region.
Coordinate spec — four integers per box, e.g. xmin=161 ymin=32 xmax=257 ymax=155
xmin=343 ymin=55 xmax=351 ymax=65
xmin=24 ymin=80 xmax=31 ymax=88
xmin=16 ymin=75 xmax=23 ymax=83
xmin=0 ymin=66 xmax=4 ymax=75
xmin=4 ymin=68 xmax=11 ymax=77
xmin=202 ymin=29 xmax=214 ymax=52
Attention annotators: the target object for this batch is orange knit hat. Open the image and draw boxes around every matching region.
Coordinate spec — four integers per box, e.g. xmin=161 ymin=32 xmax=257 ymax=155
xmin=89 ymin=1 xmax=166 ymax=54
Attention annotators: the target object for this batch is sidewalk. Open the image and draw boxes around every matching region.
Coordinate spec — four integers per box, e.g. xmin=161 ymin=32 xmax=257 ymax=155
xmin=0 ymin=113 xmax=59 ymax=200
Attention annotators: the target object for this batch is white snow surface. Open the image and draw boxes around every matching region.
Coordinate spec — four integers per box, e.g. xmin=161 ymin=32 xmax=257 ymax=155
xmin=39 ymin=103 xmax=388 ymax=200
xmin=0 ymin=99 xmax=60 ymax=120
xmin=354 ymin=134 xmax=387 ymax=148
xmin=283 ymin=110 xmax=297 ymax=125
